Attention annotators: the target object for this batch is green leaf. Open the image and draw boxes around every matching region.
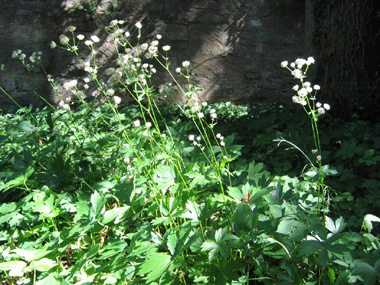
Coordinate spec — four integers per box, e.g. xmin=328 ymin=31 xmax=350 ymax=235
xmin=29 ymin=258 xmax=57 ymax=272
xmin=36 ymin=274 xmax=61 ymax=285
xmin=138 ymin=253 xmax=171 ymax=283
xmin=0 ymin=261 xmax=27 ymax=277
xmin=232 ymin=203 xmax=257 ymax=236
xmin=102 ymin=206 xmax=129 ymax=224
xmin=90 ymin=191 xmax=105 ymax=219
xmin=12 ymin=248 xmax=52 ymax=262
xmin=298 ymin=240 xmax=324 ymax=257
xmin=0 ymin=212 xmax=17 ymax=225
xmin=277 ymin=219 xmax=308 ymax=240
xmin=0 ymin=202 xmax=17 ymax=214
xmin=327 ymin=267 xmax=336 ymax=283
xmin=227 ymin=186 xmax=244 ymax=202
xmin=154 ymin=165 xmax=176 ymax=191
xmin=92 ymin=180 xmax=114 ymax=193
xmin=201 ymin=240 xmax=219 ymax=262
xmin=363 ymin=214 xmax=380 ymax=232
xmin=180 ymin=201 xmax=199 ymax=222
xmin=318 ymin=248 xmax=329 ymax=268
xmin=325 ymin=216 xmax=346 ymax=234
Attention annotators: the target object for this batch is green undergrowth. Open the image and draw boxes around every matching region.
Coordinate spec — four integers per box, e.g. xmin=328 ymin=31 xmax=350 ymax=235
xmin=0 ymin=4 xmax=379 ymax=282
xmin=0 ymin=102 xmax=379 ymax=284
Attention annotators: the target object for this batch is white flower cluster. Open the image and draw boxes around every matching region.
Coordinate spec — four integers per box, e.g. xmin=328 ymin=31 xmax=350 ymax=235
xmin=84 ymin=61 xmax=97 ymax=74
xmin=216 ymin=133 xmax=225 ymax=146
xmin=63 ymin=79 xmax=78 ymax=91
xmin=189 ymin=134 xmax=204 ymax=150
xmin=58 ymin=100 xmax=70 ymax=111
xmin=281 ymin=57 xmax=330 ymax=114
xmin=281 ymin=56 xmax=315 ymax=80
xmin=132 ymin=119 xmax=153 ymax=137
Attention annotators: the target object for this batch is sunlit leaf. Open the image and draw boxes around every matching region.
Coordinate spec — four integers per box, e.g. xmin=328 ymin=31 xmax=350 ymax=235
xmin=90 ymin=191 xmax=105 ymax=219
xmin=12 ymin=248 xmax=52 ymax=262
xmin=363 ymin=214 xmax=380 ymax=233
xmin=102 ymin=206 xmax=129 ymax=224
xmin=0 ymin=261 xmax=27 ymax=277
xmin=29 ymin=258 xmax=57 ymax=272
xmin=277 ymin=219 xmax=308 ymax=240
xmin=138 ymin=253 xmax=171 ymax=283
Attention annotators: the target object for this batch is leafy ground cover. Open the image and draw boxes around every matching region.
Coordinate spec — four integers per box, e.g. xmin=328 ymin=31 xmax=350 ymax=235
xmin=1 ymin=101 xmax=379 ymax=284
xmin=0 ymin=11 xmax=380 ymax=284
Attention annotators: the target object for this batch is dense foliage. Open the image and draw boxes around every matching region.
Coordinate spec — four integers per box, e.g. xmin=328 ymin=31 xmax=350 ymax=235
xmin=0 ymin=6 xmax=379 ymax=284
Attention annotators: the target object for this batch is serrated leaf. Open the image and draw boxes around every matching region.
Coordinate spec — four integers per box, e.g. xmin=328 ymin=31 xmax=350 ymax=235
xmin=232 ymin=203 xmax=257 ymax=236
xmin=277 ymin=219 xmax=308 ymax=240
xmin=180 ymin=201 xmax=199 ymax=222
xmin=201 ymin=240 xmax=219 ymax=262
xmin=227 ymin=186 xmax=244 ymax=202
xmin=154 ymin=165 xmax=176 ymax=191
xmin=138 ymin=253 xmax=171 ymax=283
xmin=102 ymin=206 xmax=129 ymax=224
xmin=318 ymin=248 xmax=329 ymax=268
xmin=298 ymin=240 xmax=324 ymax=257
xmin=90 ymin=191 xmax=105 ymax=219
xmin=325 ymin=216 xmax=346 ymax=234
xmin=250 ymin=187 xmax=272 ymax=203
xmin=167 ymin=233 xmax=178 ymax=256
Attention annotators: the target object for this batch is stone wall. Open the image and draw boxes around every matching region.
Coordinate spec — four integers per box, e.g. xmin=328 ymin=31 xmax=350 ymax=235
xmin=0 ymin=0 xmax=305 ymax=110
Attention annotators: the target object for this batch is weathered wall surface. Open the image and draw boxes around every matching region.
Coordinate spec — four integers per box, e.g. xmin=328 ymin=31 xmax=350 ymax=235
xmin=0 ymin=0 xmax=304 ymax=110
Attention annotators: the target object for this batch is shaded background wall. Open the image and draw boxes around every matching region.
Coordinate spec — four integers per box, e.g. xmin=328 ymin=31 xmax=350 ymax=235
xmin=0 ymin=0 xmax=305 ymax=110
xmin=0 ymin=0 xmax=379 ymax=118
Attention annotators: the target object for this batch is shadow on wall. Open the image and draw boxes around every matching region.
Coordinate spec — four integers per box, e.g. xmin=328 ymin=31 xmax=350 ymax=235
xmin=128 ymin=0 xmax=305 ymax=104
xmin=0 ymin=0 xmax=304 ymax=110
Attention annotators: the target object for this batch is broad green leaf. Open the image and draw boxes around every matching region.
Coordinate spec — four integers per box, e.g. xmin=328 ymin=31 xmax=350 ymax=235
xmin=0 ymin=261 xmax=27 ymax=277
xmin=102 ymin=206 xmax=129 ymax=224
xmin=325 ymin=216 xmax=346 ymax=234
xmin=363 ymin=214 xmax=380 ymax=233
xmin=180 ymin=201 xmax=199 ymax=222
xmin=248 ymin=161 xmax=264 ymax=177
xmin=269 ymin=204 xmax=283 ymax=218
xmin=5 ymin=166 xmax=34 ymax=189
xmin=318 ymin=248 xmax=329 ymax=268
xmin=201 ymin=240 xmax=219 ymax=262
xmin=227 ymin=186 xmax=244 ymax=202
xmin=232 ymin=203 xmax=257 ymax=236
xmin=36 ymin=274 xmax=61 ymax=285
xmin=0 ymin=202 xmax=17 ymax=214
xmin=91 ymin=180 xmax=114 ymax=193
xmin=29 ymin=258 xmax=57 ymax=272
xmin=138 ymin=253 xmax=171 ymax=283
xmin=298 ymin=240 xmax=324 ymax=257
xmin=0 ymin=212 xmax=17 ymax=225
xmin=168 ymin=233 xmax=178 ymax=256
xmin=250 ymin=187 xmax=272 ymax=203
xmin=90 ymin=191 xmax=105 ymax=219
xmin=12 ymin=248 xmax=52 ymax=262
xmin=277 ymin=219 xmax=308 ymax=240
xmin=154 ymin=165 xmax=176 ymax=191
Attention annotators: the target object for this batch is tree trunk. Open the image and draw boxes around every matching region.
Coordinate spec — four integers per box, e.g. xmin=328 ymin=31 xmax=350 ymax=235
xmin=310 ymin=0 xmax=379 ymax=119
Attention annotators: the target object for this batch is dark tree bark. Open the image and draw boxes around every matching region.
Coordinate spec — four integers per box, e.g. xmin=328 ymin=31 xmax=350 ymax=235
xmin=309 ymin=0 xmax=380 ymax=119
